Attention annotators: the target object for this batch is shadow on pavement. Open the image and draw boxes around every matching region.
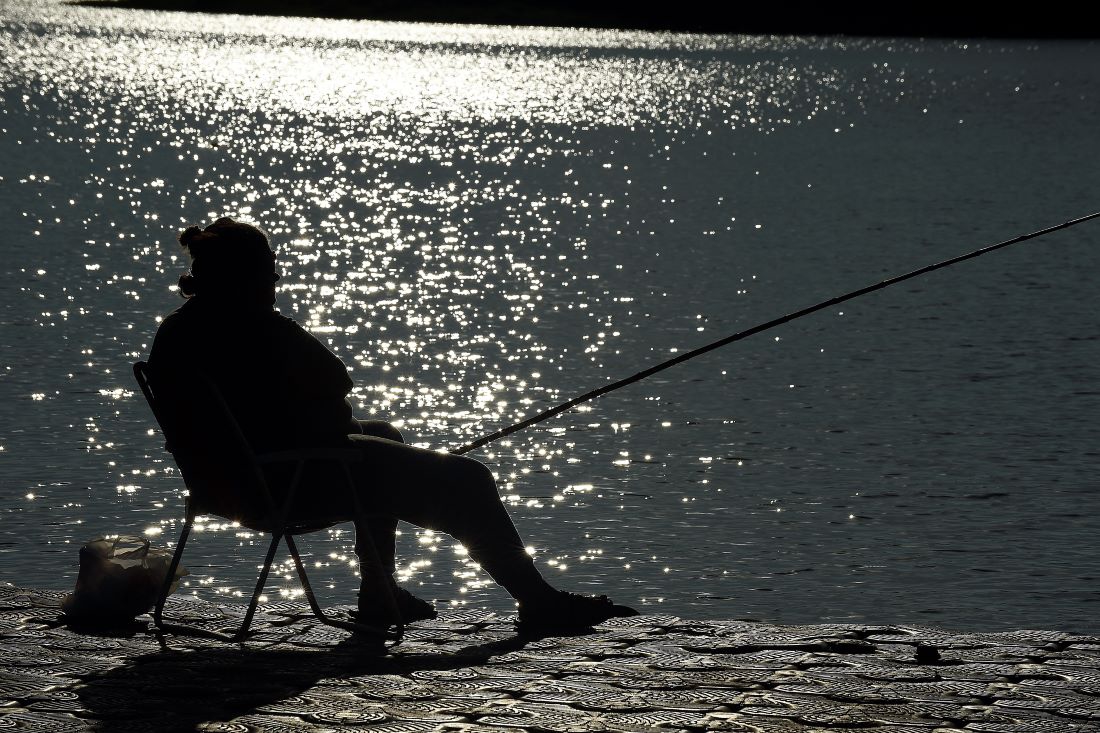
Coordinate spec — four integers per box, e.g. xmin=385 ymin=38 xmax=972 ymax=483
xmin=74 ymin=632 xmax=533 ymax=731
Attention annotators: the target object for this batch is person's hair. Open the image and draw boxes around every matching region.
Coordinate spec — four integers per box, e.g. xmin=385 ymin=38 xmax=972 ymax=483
xmin=177 ymin=217 xmax=276 ymax=299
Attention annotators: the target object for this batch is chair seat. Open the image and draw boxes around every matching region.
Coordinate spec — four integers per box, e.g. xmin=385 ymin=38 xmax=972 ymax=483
xmin=187 ymin=513 xmax=341 ymax=535
xmin=240 ymin=516 xmax=343 ymax=535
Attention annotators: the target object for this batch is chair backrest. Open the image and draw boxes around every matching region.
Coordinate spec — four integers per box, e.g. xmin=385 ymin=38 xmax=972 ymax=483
xmin=134 ymin=361 xmax=276 ymax=527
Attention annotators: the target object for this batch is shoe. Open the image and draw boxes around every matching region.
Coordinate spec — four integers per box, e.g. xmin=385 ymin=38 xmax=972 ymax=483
xmin=353 ymin=584 xmax=437 ymax=626
xmin=516 ymin=591 xmax=638 ymax=634
xmin=392 ymin=586 xmax=438 ymax=623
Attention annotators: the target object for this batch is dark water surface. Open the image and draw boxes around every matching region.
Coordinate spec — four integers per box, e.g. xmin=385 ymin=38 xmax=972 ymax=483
xmin=1 ymin=0 xmax=1098 ymax=632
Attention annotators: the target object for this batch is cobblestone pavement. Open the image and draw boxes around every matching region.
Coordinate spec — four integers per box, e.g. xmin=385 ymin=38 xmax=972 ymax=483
xmin=2 ymin=585 xmax=1098 ymax=732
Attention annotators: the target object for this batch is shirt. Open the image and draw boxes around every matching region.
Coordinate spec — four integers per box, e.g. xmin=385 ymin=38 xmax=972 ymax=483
xmin=148 ymin=297 xmax=355 ymax=453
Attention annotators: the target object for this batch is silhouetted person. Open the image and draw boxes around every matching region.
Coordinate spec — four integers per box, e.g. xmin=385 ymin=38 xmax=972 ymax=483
xmin=147 ymin=217 xmax=636 ymax=631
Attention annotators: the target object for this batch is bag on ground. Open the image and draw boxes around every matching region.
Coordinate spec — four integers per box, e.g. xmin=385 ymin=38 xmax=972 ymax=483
xmin=61 ymin=535 xmax=188 ymax=625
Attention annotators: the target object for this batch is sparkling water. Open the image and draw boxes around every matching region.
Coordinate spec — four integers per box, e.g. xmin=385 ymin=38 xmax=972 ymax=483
xmin=2 ymin=0 xmax=1098 ymax=631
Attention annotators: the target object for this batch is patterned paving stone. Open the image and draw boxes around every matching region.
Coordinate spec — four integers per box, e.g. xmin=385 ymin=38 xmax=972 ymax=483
xmin=304 ymin=705 xmax=390 ymax=725
xmin=0 ymin=710 xmax=86 ymax=732
xmin=1 ymin=586 xmax=1099 ymax=732
xmin=212 ymin=714 xmax=323 ymax=732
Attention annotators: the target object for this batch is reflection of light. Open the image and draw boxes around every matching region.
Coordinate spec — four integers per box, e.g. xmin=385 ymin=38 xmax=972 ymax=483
xmin=0 ymin=0 xmax=917 ymax=616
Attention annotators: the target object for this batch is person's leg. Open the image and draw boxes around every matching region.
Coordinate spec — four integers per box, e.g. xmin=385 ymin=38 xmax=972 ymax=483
xmin=344 ymin=420 xmax=439 ymax=623
xmin=290 ymin=432 xmax=634 ymax=630
xmin=350 ymin=420 xmax=402 ymax=575
xmin=347 ymin=435 xmax=557 ymax=605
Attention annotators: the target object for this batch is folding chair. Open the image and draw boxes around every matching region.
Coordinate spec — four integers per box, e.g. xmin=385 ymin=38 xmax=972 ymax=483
xmin=133 ymin=361 xmax=403 ymax=644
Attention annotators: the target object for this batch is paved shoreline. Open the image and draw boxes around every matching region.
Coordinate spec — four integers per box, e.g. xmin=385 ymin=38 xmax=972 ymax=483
xmin=2 ymin=585 xmax=1098 ymax=731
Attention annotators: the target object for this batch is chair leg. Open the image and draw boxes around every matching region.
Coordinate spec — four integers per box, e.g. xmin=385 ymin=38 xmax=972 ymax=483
xmin=285 ymin=533 xmax=401 ymax=643
xmin=154 ymin=513 xmax=250 ymax=642
xmin=154 ymin=511 xmax=194 ymax=631
xmin=285 ymin=533 xmax=326 ymax=619
xmin=231 ymin=530 xmax=284 ymax=641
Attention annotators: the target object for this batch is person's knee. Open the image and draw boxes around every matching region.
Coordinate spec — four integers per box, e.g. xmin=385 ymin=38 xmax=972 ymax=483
xmin=358 ymin=420 xmax=404 ymax=443
xmin=381 ymin=423 xmax=405 ymax=444
xmin=456 ymin=457 xmax=497 ymax=494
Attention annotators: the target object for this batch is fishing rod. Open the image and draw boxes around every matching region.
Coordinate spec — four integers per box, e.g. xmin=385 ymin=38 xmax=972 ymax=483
xmin=451 ymin=211 xmax=1100 ymax=456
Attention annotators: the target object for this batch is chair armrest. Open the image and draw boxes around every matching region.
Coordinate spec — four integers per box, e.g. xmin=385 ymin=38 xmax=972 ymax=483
xmin=255 ymin=448 xmax=363 ymax=465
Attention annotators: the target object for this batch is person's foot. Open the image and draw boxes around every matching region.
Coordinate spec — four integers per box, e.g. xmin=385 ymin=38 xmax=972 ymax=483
xmin=353 ymin=584 xmax=437 ymax=626
xmin=516 ymin=590 xmax=638 ymax=634
xmin=391 ymin=585 xmax=438 ymax=622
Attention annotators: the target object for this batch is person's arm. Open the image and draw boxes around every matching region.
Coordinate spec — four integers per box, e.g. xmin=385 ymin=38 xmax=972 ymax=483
xmin=147 ymin=312 xmax=185 ymax=374
xmin=146 ymin=309 xmax=209 ymax=454
xmin=283 ymin=320 xmax=357 ymax=444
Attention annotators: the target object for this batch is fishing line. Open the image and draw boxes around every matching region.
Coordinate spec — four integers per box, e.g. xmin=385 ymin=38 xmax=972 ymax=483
xmin=452 ymin=211 xmax=1099 ymax=456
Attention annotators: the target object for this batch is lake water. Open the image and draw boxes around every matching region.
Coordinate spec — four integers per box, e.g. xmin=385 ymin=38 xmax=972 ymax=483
xmin=1 ymin=0 xmax=1098 ymax=633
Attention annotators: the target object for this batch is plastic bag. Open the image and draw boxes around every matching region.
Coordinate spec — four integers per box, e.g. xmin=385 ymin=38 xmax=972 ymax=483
xmin=61 ymin=535 xmax=189 ymax=626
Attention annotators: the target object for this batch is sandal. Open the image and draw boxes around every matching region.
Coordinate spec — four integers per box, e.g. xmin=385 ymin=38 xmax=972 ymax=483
xmin=353 ymin=585 xmax=438 ymax=625
xmin=516 ymin=591 xmax=638 ymax=633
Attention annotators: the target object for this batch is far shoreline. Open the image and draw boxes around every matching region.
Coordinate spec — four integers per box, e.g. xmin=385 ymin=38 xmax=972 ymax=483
xmin=68 ymin=1 xmax=1100 ymax=39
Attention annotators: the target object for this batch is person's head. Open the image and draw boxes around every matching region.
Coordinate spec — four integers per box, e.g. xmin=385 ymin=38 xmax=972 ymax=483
xmin=176 ymin=217 xmax=279 ymax=307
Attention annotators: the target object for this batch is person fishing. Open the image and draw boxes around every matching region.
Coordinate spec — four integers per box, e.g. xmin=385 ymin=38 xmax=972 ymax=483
xmin=146 ymin=216 xmax=637 ymax=632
